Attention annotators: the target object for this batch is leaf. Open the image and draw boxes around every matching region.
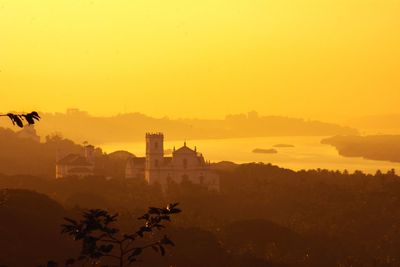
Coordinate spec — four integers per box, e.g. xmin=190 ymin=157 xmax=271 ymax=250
xmin=24 ymin=114 xmax=35 ymax=124
xmin=7 ymin=114 xmax=23 ymax=127
xmin=161 ymin=235 xmax=175 ymax=246
xmin=169 ymin=208 xmax=181 ymax=214
xmin=138 ymin=214 xmax=150 ymax=220
xmin=154 ymin=224 xmax=165 ymax=229
xmin=31 ymin=111 xmax=40 ymax=120
xmin=15 ymin=116 xmax=23 ymax=127
xmin=7 ymin=114 xmax=15 ymax=125
xmin=160 ymin=215 xmax=171 ymax=221
xmin=64 ymin=217 xmax=78 ymax=225
xmin=137 ymin=226 xmax=151 ymax=235
xmin=159 ymin=245 xmax=166 ymax=256
xmin=149 ymin=207 xmax=161 ymax=214
xmin=130 ymin=248 xmax=142 ymax=257
xmin=167 ymin=203 xmax=179 ymax=213
xmin=151 ymin=245 xmax=159 ymax=253
xmin=128 ymin=248 xmax=143 ymax=262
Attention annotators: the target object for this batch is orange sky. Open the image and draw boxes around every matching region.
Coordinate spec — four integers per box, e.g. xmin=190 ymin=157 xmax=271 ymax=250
xmin=1 ymin=0 xmax=399 ymax=121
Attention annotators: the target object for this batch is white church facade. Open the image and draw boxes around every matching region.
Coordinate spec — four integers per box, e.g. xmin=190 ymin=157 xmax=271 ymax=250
xmin=125 ymin=133 xmax=219 ymax=191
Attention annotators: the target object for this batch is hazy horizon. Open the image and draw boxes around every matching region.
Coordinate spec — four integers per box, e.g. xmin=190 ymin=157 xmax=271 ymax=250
xmin=4 ymin=108 xmax=400 ymax=127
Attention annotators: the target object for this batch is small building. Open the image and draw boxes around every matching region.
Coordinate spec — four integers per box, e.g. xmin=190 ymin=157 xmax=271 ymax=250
xmin=126 ymin=133 xmax=219 ymax=191
xmin=56 ymin=145 xmax=95 ymax=178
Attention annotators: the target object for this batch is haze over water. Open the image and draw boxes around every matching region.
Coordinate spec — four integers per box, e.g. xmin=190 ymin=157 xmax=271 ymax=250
xmin=100 ymin=136 xmax=400 ymax=174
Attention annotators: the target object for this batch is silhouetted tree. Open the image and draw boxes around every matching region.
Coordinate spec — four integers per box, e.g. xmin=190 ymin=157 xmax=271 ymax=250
xmin=0 ymin=111 xmax=40 ymax=127
xmin=61 ymin=203 xmax=181 ymax=267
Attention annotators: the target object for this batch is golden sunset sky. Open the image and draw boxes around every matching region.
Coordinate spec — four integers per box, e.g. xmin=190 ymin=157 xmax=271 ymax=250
xmin=1 ymin=0 xmax=399 ymax=121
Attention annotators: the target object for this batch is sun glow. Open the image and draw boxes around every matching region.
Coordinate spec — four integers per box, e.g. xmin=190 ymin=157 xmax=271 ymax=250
xmin=1 ymin=0 xmax=400 ymax=121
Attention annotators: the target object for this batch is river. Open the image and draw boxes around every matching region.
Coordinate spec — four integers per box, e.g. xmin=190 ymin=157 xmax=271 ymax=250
xmin=98 ymin=136 xmax=400 ymax=174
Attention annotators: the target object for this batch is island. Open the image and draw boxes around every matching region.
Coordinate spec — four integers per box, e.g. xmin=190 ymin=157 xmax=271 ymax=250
xmin=252 ymin=148 xmax=278 ymax=154
xmin=273 ymin=144 xmax=295 ymax=148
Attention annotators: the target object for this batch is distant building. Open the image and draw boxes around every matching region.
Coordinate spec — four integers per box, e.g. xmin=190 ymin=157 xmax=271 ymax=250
xmin=126 ymin=133 xmax=219 ymax=191
xmin=56 ymin=145 xmax=95 ymax=178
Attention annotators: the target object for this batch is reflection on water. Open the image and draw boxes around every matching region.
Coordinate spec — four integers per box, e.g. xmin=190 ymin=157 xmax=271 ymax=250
xmin=99 ymin=136 xmax=400 ymax=174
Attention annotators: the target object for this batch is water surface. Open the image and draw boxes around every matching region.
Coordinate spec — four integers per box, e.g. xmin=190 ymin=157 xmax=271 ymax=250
xmin=99 ymin=136 xmax=400 ymax=174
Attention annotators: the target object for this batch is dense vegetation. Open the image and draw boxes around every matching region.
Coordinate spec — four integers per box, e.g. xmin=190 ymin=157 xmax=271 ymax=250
xmin=322 ymin=135 xmax=400 ymax=163
xmin=0 ymin=127 xmax=125 ymax=178
xmin=1 ymin=163 xmax=400 ymax=267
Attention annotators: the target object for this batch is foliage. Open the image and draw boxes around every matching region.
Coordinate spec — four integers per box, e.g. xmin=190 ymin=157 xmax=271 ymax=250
xmin=0 ymin=189 xmax=7 ymax=206
xmin=0 ymin=128 xmax=91 ymax=178
xmin=6 ymin=164 xmax=400 ymax=266
xmin=61 ymin=203 xmax=181 ymax=267
xmin=1 ymin=111 xmax=40 ymax=128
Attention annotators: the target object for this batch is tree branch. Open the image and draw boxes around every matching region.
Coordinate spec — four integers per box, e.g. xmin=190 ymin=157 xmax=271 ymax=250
xmin=0 ymin=111 xmax=40 ymax=128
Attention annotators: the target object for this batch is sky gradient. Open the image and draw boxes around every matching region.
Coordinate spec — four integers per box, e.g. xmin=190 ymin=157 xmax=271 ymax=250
xmin=1 ymin=0 xmax=399 ymax=121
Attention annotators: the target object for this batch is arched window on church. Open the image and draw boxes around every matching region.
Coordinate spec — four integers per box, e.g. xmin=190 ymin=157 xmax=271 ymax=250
xmin=183 ymin=158 xmax=188 ymax=169
xmin=154 ymin=142 xmax=158 ymax=149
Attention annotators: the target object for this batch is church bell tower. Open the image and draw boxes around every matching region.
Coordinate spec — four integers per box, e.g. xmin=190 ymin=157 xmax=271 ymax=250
xmin=145 ymin=133 xmax=164 ymax=184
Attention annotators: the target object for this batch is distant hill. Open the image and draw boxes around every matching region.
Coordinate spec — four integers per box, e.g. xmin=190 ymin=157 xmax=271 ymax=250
xmin=322 ymin=135 xmax=400 ymax=163
xmin=211 ymin=161 xmax=239 ymax=172
xmin=0 ymin=109 xmax=359 ymax=144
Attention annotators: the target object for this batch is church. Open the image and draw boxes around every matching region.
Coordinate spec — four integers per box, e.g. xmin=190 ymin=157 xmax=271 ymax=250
xmin=125 ymin=133 xmax=219 ymax=191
